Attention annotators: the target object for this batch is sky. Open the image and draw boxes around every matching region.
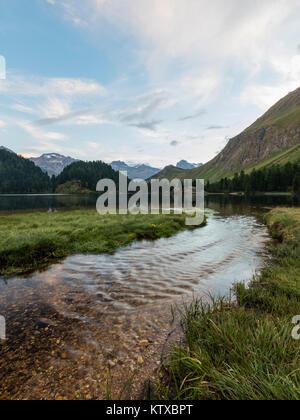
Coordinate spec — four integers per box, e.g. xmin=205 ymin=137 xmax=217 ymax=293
xmin=0 ymin=0 xmax=300 ymax=168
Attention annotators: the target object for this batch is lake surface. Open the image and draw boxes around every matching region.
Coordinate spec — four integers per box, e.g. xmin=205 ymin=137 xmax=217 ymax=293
xmin=0 ymin=195 xmax=298 ymax=399
xmin=0 ymin=192 xmax=299 ymax=213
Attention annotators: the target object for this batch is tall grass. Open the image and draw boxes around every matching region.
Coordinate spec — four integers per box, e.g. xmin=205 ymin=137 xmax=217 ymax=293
xmin=161 ymin=208 xmax=300 ymax=400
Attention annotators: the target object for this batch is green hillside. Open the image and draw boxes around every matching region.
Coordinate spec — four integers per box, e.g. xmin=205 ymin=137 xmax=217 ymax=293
xmin=0 ymin=149 xmax=51 ymax=194
xmin=153 ymin=87 xmax=300 ymax=182
xmin=53 ymin=160 xmax=119 ymax=192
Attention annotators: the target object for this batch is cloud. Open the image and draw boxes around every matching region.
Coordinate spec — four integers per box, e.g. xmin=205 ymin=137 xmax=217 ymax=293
xmin=11 ymin=104 xmax=36 ymax=114
xmin=178 ymin=109 xmax=207 ymax=121
xmin=170 ymin=140 xmax=179 ymax=146
xmin=129 ymin=120 xmax=163 ymax=131
xmin=239 ymin=48 xmax=300 ymax=112
xmin=119 ymin=89 xmax=169 ymax=124
xmin=59 ymin=0 xmax=300 ymax=68
xmin=206 ymin=125 xmax=228 ymax=130
xmin=0 ymin=74 xmax=106 ymax=97
xmin=32 ymin=108 xmax=94 ymax=126
xmin=121 ymin=97 xmax=165 ymax=123
xmin=30 ymin=88 xmax=169 ymax=129
xmin=17 ymin=120 xmax=68 ymax=142
xmin=0 ymin=120 xmax=6 ymax=128
xmin=4 ymin=1 xmax=300 ymax=166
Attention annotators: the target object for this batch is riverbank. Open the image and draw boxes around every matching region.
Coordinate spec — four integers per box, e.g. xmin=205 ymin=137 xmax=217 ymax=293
xmin=0 ymin=210 xmax=206 ymax=276
xmin=163 ymin=207 xmax=300 ymax=400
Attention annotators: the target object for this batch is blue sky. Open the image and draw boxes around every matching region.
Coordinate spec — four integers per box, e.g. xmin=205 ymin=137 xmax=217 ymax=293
xmin=0 ymin=0 xmax=300 ymax=167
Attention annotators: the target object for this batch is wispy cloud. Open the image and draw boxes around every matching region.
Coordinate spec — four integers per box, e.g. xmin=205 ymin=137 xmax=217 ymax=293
xmin=32 ymin=108 xmax=94 ymax=126
xmin=178 ymin=109 xmax=207 ymax=121
xmin=17 ymin=119 xmax=68 ymax=142
xmin=128 ymin=119 xmax=163 ymax=131
xmin=11 ymin=104 xmax=36 ymax=114
xmin=206 ymin=125 xmax=228 ymax=130
xmin=0 ymin=74 xmax=106 ymax=97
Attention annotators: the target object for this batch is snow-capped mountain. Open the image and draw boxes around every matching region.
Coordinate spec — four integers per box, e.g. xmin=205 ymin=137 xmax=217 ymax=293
xmin=176 ymin=160 xmax=203 ymax=170
xmin=110 ymin=161 xmax=161 ymax=180
xmin=30 ymin=153 xmax=79 ymax=177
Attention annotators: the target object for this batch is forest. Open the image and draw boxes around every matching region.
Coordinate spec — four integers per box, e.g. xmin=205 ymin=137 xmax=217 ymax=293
xmin=0 ymin=149 xmax=51 ymax=194
xmin=206 ymin=163 xmax=300 ymax=195
xmin=0 ymin=150 xmax=120 ymax=194
xmin=53 ymin=160 xmax=120 ymax=192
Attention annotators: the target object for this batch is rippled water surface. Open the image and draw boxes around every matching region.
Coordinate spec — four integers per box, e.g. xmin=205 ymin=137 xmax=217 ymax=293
xmin=0 ymin=200 xmax=273 ymax=399
xmin=54 ymin=212 xmax=269 ymax=310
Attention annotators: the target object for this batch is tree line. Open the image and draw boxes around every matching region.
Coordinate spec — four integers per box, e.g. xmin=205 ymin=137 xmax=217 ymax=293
xmin=0 ymin=150 xmax=120 ymax=194
xmin=0 ymin=149 xmax=51 ymax=194
xmin=206 ymin=163 xmax=300 ymax=195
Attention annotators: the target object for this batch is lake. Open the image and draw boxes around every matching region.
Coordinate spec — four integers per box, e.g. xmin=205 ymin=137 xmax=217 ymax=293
xmin=0 ymin=192 xmax=299 ymax=214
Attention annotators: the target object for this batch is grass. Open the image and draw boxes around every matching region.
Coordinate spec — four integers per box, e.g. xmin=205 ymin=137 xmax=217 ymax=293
xmin=160 ymin=207 xmax=300 ymax=400
xmin=0 ymin=210 xmax=206 ymax=276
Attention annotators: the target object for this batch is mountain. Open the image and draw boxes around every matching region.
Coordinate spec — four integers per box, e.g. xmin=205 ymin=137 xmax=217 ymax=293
xmin=0 ymin=146 xmax=15 ymax=154
xmin=54 ymin=160 xmax=119 ymax=193
xmin=149 ymin=165 xmax=185 ymax=180
xmin=176 ymin=160 xmax=203 ymax=170
xmin=110 ymin=161 xmax=161 ymax=179
xmin=0 ymin=149 xmax=51 ymax=194
xmin=30 ymin=153 xmax=79 ymax=177
xmin=153 ymin=87 xmax=300 ymax=182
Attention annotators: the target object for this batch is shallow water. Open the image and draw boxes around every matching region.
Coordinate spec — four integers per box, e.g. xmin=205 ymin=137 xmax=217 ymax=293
xmin=52 ymin=211 xmax=269 ymax=310
xmin=0 ymin=202 xmax=273 ymax=399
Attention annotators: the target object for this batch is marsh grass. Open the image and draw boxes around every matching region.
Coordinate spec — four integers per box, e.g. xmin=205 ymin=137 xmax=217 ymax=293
xmin=161 ymin=207 xmax=300 ymax=400
xmin=0 ymin=210 xmax=206 ymax=276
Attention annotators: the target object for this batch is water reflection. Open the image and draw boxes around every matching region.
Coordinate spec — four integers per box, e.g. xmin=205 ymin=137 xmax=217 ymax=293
xmin=0 ymin=192 xmax=298 ymax=214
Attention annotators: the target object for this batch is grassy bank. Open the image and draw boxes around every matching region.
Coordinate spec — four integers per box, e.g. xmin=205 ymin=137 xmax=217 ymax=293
xmin=0 ymin=210 xmax=206 ymax=276
xmin=163 ymin=207 xmax=300 ymax=400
